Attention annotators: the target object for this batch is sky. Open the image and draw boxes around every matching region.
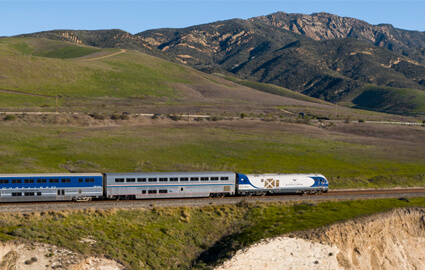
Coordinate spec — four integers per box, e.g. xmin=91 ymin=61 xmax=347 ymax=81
xmin=1 ymin=0 xmax=425 ymax=37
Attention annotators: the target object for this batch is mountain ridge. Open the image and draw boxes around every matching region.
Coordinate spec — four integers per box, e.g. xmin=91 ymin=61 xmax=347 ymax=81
xmin=9 ymin=11 xmax=425 ymax=116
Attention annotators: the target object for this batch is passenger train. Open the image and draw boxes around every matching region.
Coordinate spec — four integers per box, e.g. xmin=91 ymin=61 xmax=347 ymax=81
xmin=0 ymin=172 xmax=328 ymax=202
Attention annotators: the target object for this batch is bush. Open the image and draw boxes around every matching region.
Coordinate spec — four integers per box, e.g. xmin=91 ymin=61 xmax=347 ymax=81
xmin=89 ymin=113 xmax=106 ymax=120
xmin=4 ymin=114 xmax=17 ymax=121
xmin=111 ymin=113 xmax=129 ymax=120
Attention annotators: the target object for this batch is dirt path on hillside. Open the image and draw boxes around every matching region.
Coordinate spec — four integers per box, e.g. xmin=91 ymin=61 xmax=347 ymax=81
xmin=74 ymin=49 xmax=126 ymax=61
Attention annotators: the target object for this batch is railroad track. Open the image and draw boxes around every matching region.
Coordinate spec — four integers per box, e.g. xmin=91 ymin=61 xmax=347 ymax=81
xmin=1 ymin=188 xmax=425 ymax=213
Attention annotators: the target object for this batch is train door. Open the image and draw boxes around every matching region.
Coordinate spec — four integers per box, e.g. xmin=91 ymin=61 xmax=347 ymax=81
xmin=57 ymin=189 xmax=66 ymax=200
xmin=179 ymin=186 xmax=186 ymax=195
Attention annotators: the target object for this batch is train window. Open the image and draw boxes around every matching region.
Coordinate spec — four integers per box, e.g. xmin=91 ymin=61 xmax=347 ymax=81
xmin=0 ymin=180 xmax=9 ymax=184
xmin=37 ymin=179 xmax=47 ymax=183
xmin=180 ymin=177 xmax=188 ymax=182
xmin=159 ymin=190 xmax=167 ymax=194
xmin=210 ymin=177 xmax=219 ymax=181
xmin=201 ymin=177 xmax=209 ymax=181
xmin=137 ymin=178 xmax=146 ymax=182
xmin=126 ymin=178 xmax=136 ymax=182
xmin=11 ymin=192 xmax=22 ymax=196
xmin=24 ymin=192 xmax=35 ymax=196
xmin=170 ymin=177 xmax=178 ymax=182
xmin=142 ymin=190 xmax=146 ymax=194
xmin=85 ymin=178 xmax=95 ymax=183
xmin=49 ymin=179 xmax=59 ymax=183
xmin=37 ymin=192 xmax=42 ymax=196
xmin=148 ymin=190 xmax=157 ymax=194
xmin=148 ymin=178 xmax=157 ymax=182
xmin=190 ymin=177 xmax=199 ymax=181
xmin=11 ymin=179 xmax=22 ymax=184
xmin=220 ymin=177 xmax=229 ymax=181
xmin=61 ymin=179 xmax=71 ymax=183
xmin=159 ymin=178 xmax=168 ymax=182
xmin=24 ymin=179 xmax=34 ymax=184
xmin=79 ymin=178 xmax=83 ymax=183
xmin=115 ymin=178 xmax=125 ymax=183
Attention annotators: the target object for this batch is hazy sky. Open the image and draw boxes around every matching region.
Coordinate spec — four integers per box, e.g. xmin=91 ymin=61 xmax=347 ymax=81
xmin=1 ymin=0 xmax=424 ymax=37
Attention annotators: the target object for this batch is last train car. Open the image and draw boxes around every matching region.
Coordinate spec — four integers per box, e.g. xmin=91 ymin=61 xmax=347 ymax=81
xmin=0 ymin=173 xmax=103 ymax=202
xmin=236 ymin=173 xmax=328 ymax=195
xmin=104 ymin=172 xmax=236 ymax=199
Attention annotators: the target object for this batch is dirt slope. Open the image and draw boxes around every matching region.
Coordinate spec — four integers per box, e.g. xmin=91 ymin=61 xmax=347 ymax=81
xmin=217 ymin=208 xmax=425 ymax=269
xmin=0 ymin=241 xmax=124 ymax=270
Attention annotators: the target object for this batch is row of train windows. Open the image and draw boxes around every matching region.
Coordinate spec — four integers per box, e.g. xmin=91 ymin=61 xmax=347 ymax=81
xmin=115 ymin=176 xmax=230 ymax=183
xmin=140 ymin=190 xmax=168 ymax=194
xmin=11 ymin=192 xmax=42 ymax=197
xmin=0 ymin=178 xmax=95 ymax=184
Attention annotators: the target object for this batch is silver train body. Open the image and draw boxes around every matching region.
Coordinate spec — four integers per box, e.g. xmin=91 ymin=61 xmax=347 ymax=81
xmin=104 ymin=172 xmax=236 ymax=199
xmin=0 ymin=172 xmax=328 ymax=202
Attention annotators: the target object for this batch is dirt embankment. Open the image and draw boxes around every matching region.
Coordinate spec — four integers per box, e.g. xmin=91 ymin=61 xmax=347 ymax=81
xmin=217 ymin=208 xmax=425 ymax=270
xmin=0 ymin=241 xmax=124 ymax=270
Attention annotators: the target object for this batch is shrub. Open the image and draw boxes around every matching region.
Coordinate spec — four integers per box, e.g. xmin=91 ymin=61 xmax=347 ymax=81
xmin=4 ymin=115 xmax=17 ymax=121
xmin=89 ymin=113 xmax=106 ymax=120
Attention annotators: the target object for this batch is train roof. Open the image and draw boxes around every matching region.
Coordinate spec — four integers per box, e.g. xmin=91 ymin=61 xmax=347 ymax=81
xmin=104 ymin=171 xmax=234 ymax=176
xmin=0 ymin=173 xmax=103 ymax=177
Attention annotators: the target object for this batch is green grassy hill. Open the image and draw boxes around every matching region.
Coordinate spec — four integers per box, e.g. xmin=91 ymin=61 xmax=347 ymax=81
xmin=342 ymin=84 xmax=425 ymax=116
xmin=0 ymin=37 xmax=337 ymax=114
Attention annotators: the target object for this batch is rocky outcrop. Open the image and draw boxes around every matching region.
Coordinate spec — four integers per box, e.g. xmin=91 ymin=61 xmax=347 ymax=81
xmin=251 ymin=12 xmax=425 ymax=59
xmin=217 ymin=208 xmax=425 ymax=270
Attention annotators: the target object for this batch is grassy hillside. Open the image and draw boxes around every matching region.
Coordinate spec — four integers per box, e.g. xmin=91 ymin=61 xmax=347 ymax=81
xmin=0 ymin=37 xmax=334 ymax=114
xmin=1 ymin=198 xmax=424 ymax=269
xmin=346 ymin=84 xmax=425 ymax=116
xmin=0 ymin=37 xmax=190 ymax=99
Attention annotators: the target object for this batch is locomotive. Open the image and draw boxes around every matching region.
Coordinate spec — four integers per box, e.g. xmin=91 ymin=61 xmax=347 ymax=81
xmin=0 ymin=172 xmax=328 ymax=202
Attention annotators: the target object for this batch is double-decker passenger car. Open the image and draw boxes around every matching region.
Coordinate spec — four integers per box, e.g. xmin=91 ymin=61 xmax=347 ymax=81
xmin=0 ymin=173 xmax=103 ymax=202
xmin=236 ymin=173 xmax=328 ymax=195
xmin=104 ymin=172 xmax=236 ymax=199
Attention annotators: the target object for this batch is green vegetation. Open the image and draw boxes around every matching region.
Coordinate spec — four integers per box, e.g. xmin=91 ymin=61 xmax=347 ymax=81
xmin=349 ymin=84 xmax=425 ymax=116
xmin=222 ymin=75 xmax=324 ymax=103
xmin=9 ymin=38 xmax=102 ymax=59
xmin=0 ymin=37 xmax=194 ymax=104
xmin=1 ymin=198 xmax=424 ymax=269
xmin=0 ymin=120 xmax=424 ymax=188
